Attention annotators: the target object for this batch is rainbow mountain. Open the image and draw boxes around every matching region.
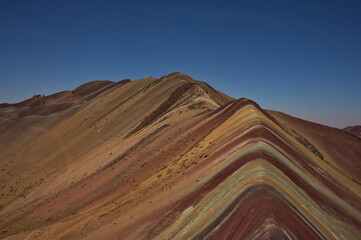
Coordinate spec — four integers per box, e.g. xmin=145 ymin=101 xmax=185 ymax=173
xmin=0 ymin=72 xmax=360 ymax=239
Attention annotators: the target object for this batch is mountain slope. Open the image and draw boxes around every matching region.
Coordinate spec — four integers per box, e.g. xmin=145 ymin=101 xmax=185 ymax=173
xmin=0 ymin=73 xmax=360 ymax=240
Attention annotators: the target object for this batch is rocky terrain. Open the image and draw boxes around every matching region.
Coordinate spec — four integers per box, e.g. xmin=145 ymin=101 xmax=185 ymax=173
xmin=0 ymin=72 xmax=360 ymax=239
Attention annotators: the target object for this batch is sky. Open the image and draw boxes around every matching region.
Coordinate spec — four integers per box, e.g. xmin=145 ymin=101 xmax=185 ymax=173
xmin=0 ymin=0 xmax=360 ymax=128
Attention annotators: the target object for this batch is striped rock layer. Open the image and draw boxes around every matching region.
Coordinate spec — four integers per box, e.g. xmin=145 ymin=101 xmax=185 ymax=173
xmin=0 ymin=73 xmax=360 ymax=239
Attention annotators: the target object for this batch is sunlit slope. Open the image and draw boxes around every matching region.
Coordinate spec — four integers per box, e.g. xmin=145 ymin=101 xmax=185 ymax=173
xmin=0 ymin=72 xmax=232 ymax=238
xmin=0 ymin=73 xmax=360 ymax=239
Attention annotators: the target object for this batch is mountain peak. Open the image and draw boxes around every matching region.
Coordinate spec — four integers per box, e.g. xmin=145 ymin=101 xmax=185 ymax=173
xmin=160 ymin=72 xmax=195 ymax=81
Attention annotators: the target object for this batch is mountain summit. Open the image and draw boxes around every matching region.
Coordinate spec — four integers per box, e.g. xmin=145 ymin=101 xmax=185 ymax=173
xmin=1 ymin=73 xmax=360 ymax=239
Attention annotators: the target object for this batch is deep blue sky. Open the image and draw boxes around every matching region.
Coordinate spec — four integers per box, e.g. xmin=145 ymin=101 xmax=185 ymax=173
xmin=1 ymin=0 xmax=360 ymax=128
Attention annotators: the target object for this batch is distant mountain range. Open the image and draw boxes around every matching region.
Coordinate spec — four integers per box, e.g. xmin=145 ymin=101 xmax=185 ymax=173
xmin=343 ymin=126 xmax=361 ymax=138
xmin=1 ymin=72 xmax=360 ymax=239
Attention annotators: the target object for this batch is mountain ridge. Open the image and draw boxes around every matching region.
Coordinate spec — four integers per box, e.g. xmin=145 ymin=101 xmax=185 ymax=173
xmin=343 ymin=125 xmax=361 ymax=138
xmin=0 ymin=73 xmax=360 ymax=239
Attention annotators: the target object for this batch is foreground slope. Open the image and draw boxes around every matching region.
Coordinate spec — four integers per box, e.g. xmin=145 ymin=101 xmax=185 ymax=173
xmin=0 ymin=73 xmax=360 ymax=239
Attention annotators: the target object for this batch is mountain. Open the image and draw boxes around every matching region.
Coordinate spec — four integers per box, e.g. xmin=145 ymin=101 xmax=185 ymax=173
xmin=343 ymin=126 xmax=361 ymax=138
xmin=0 ymin=72 xmax=360 ymax=240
